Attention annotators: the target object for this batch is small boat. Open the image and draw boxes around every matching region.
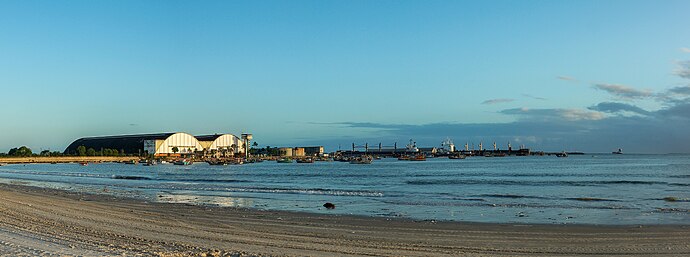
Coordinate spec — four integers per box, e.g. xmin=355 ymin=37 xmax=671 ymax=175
xmin=207 ymin=160 xmax=227 ymax=166
xmin=143 ymin=160 xmax=158 ymax=166
xmin=173 ymin=159 xmax=191 ymax=165
xmin=448 ymin=154 xmax=466 ymax=159
xmin=138 ymin=159 xmax=148 ymax=164
xmin=0 ymin=163 xmax=7 ymax=166
xmin=276 ymin=158 xmax=293 ymax=163
xmin=123 ymin=160 xmax=137 ymax=165
xmin=555 ymin=152 xmax=568 ymax=157
xmin=612 ymin=148 xmax=623 ymax=154
xmin=296 ymin=158 xmax=314 ymax=163
xmin=409 ymin=154 xmax=426 ymax=161
xmin=349 ymin=156 xmax=373 ymax=164
xmin=79 ymin=162 xmax=88 ymax=166
xmin=397 ymin=155 xmax=410 ymax=161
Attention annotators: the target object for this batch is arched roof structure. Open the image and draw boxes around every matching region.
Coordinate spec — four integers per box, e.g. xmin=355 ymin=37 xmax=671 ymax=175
xmin=64 ymin=132 xmax=204 ymax=155
xmin=196 ymin=134 xmax=244 ymax=153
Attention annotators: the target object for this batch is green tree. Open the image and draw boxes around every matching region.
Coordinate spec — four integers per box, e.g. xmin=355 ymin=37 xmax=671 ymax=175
xmin=77 ymin=146 xmax=87 ymax=156
xmin=40 ymin=150 xmax=50 ymax=156
xmin=86 ymin=148 xmax=96 ymax=156
xmin=172 ymin=147 xmax=179 ymax=154
xmin=8 ymin=146 xmax=32 ymax=157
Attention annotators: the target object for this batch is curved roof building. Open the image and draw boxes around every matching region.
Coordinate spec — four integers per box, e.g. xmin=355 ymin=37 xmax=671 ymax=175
xmin=65 ymin=132 xmax=205 ymax=156
xmin=196 ymin=134 xmax=244 ymax=153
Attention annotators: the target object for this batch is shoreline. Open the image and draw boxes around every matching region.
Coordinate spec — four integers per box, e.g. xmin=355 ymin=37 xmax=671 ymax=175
xmin=0 ymin=183 xmax=688 ymax=256
xmin=0 ymin=156 xmax=139 ymax=164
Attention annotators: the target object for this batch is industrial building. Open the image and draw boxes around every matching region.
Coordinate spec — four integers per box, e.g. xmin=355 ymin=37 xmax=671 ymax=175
xmin=64 ymin=132 xmax=248 ymax=157
xmin=277 ymin=146 xmax=325 ymax=157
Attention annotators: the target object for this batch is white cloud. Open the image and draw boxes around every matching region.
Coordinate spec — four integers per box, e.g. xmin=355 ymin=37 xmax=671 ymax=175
xmin=501 ymin=108 xmax=605 ymax=121
xmin=481 ymin=98 xmax=515 ymax=105
xmin=681 ymin=47 xmax=690 ymax=53
xmin=592 ymin=83 xmax=652 ymax=100
xmin=557 ymin=76 xmax=578 ymax=82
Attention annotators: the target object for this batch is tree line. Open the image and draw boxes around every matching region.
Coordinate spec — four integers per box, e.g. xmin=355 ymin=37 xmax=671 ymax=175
xmin=1 ymin=146 xmax=127 ymax=157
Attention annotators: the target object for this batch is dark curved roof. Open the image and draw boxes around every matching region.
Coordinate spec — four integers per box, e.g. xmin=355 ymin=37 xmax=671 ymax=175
xmin=64 ymin=133 xmax=176 ymax=155
xmin=195 ymin=134 xmax=224 ymax=141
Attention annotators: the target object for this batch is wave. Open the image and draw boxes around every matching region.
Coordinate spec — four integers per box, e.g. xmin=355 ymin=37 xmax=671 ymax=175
xmin=111 ymin=175 xmax=152 ymax=180
xmin=378 ymin=200 xmax=636 ymax=210
xmin=226 ymin=187 xmax=384 ymax=197
xmin=173 ymin=179 xmax=251 ymax=183
xmin=406 ymin=179 xmax=676 ymax=187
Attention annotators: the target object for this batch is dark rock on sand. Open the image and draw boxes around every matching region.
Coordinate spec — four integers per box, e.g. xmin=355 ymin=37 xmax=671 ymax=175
xmin=323 ymin=202 xmax=335 ymax=209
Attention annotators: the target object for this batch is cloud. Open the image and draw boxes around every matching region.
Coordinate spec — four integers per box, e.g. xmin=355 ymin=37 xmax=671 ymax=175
xmin=557 ymin=76 xmax=578 ymax=82
xmin=500 ymin=107 xmax=605 ymax=121
xmin=592 ymin=83 xmax=652 ymax=100
xmin=481 ymin=98 xmax=515 ymax=105
xmin=668 ymin=86 xmax=690 ymax=96
xmin=655 ymin=99 xmax=690 ymax=119
xmin=588 ymin=102 xmax=651 ymax=116
xmin=674 ymin=61 xmax=690 ymax=79
xmin=681 ymin=47 xmax=690 ymax=53
xmin=522 ymin=94 xmax=547 ymax=100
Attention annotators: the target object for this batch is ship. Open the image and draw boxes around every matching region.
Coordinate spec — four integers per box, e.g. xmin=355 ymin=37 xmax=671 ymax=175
xmin=612 ymin=148 xmax=623 ymax=154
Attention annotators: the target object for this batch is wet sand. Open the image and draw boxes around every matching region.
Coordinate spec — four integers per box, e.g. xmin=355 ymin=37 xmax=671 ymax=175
xmin=0 ymin=183 xmax=688 ymax=256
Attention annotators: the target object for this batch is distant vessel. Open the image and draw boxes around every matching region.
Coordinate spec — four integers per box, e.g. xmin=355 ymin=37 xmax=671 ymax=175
xmin=612 ymin=148 xmax=623 ymax=154
xmin=555 ymin=152 xmax=568 ymax=158
xmin=296 ymin=158 xmax=314 ymax=163
xmin=276 ymin=158 xmax=293 ymax=163
xmin=405 ymin=139 xmax=419 ymax=153
xmin=409 ymin=154 xmax=426 ymax=161
xmin=349 ymin=155 xmax=373 ymax=164
xmin=143 ymin=160 xmax=158 ymax=166
xmin=206 ymin=160 xmax=227 ymax=166
xmin=448 ymin=154 xmax=466 ymax=159
xmin=173 ymin=159 xmax=191 ymax=165
xmin=79 ymin=162 xmax=88 ymax=166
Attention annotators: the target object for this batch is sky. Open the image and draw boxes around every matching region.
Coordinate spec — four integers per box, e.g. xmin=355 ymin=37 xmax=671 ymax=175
xmin=1 ymin=0 xmax=690 ymax=153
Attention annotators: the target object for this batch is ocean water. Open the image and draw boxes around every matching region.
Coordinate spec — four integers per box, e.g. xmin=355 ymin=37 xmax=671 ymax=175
xmin=0 ymin=154 xmax=688 ymax=225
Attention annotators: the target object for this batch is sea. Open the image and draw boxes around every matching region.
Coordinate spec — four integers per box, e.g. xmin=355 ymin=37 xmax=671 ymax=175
xmin=1 ymin=154 xmax=688 ymax=225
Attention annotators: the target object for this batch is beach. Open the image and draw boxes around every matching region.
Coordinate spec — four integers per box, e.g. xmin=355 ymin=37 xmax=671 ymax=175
xmin=0 ymin=183 xmax=688 ymax=256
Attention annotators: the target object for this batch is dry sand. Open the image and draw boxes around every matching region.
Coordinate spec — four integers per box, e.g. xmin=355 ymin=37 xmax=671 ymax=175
xmin=0 ymin=183 xmax=688 ymax=256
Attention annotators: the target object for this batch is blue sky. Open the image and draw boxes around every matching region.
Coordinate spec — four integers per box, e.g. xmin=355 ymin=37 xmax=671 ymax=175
xmin=1 ymin=0 xmax=690 ymax=153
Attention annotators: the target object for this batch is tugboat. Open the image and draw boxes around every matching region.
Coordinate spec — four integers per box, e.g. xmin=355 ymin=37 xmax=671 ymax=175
xmin=612 ymin=148 xmax=623 ymax=154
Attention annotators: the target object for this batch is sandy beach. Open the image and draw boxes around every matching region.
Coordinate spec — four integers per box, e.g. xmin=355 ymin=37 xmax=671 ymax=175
xmin=0 ymin=183 xmax=687 ymax=256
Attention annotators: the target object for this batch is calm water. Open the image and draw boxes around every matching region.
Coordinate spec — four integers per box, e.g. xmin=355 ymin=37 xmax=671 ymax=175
xmin=1 ymin=154 xmax=688 ymax=225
